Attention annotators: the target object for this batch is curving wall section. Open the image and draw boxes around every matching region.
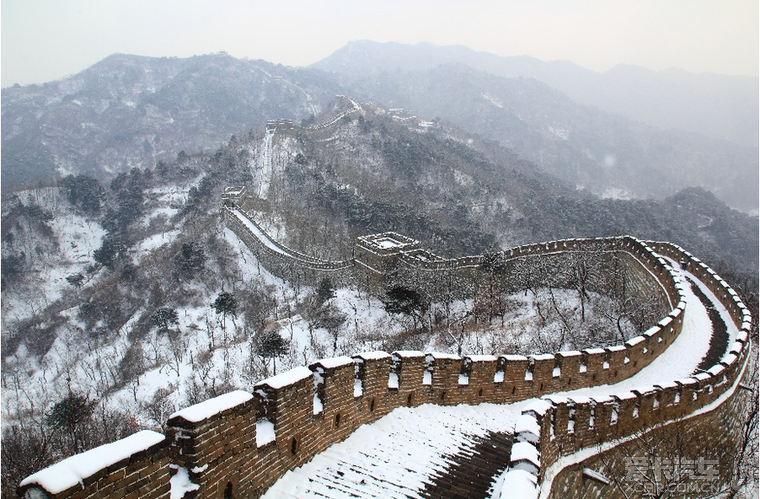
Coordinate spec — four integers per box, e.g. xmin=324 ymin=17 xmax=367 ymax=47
xmin=17 ymin=238 xmax=751 ymax=499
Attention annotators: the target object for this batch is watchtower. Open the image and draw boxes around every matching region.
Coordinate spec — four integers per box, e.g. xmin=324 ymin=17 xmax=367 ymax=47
xmin=354 ymin=232 xmax=421 ymax=276
xmin=222 ymin=186 xmax=247 ymax=208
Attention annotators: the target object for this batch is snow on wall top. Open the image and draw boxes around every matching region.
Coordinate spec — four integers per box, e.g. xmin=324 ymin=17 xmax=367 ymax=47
xmin=498 ymin=469 xmax=538 ymax=499
xmin=20 ymin=430 xmax=165 ymax=494
xmin=376 ymin=237 xmax=404 ymax=249
xmin=511 ymin=441 xmax=541 ymax=467
xmin=625 ymin=335 xmax=646 ymax=347
xmin=557 ymin=350 xmax=582 ymax=358
xmin=583 ymin=348 xmax=605 ymax=355
xmin=503 ymin=354 xmax=529 ymax=362
xmin=467 ymin=354 xmax=498 ymax=362
xmin=514 ymin=414 xmax=541 ymax=441
xmin=393 ymin=350 xmax=425 ymax=358
xmin=357 ymin=232 xmax=419 ymax=252
xmin=256 ymin=366 xmax=313 ymax=389
xmin=428 ymin=352 xmax=461 ymax=360
xmin=314 ymin=356 xmax=354 ymax=369
xmin=523 ymin=399 xmax=553 ymax=417
xmin=170 ymin=390 xmax=253 ymax=423
xmin=532 ymin=353 xmax=555 ymax=361
xmin=355 ymin=351 xmax=392 ymax=360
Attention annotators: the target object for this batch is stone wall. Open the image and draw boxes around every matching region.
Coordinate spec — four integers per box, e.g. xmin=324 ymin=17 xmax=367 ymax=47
xmin=17 ymin=431 xmax=169 ymax=499
xmin=222 ymin=206 xmax=356 ymax=286
xmin=17 ymin=239 xmax=750 ymax=498
xmin=225 ymin=201 xmax=676 ymax=325
xmin=534 ymin=241 xmax=753 ymax=497
xmin=544 ymin=353 xmax=755 ymax=498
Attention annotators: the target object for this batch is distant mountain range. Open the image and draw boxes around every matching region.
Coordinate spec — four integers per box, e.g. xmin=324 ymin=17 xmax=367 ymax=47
xmin=314 ymin=41 xmax=759 ymax=148
xmin=2 ymin=43 xmax=757 ymax=212
xmin=1 ymin=53 xmax=343 ymax=188
xmin=313 ymin=42 xmax=759 ymax=213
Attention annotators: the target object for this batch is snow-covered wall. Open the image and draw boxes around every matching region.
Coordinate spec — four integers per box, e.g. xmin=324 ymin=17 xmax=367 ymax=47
xmin=536 ymin=241 xmax=752 ymax=498
xmin=222 ymin=205 xmax=355 ymax=284
xmin=226 ymin=200 xmax=677 ymax=326
xmin=16 ymin=239 xmax=751 ymax=499
xmin=17 ymin=431 xmax=169 ymax=498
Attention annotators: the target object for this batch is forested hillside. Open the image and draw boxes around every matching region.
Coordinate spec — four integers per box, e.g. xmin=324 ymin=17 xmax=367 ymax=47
xmin=1 ymin=53 xmax=343 ymax=189
xmin=316 ymin=62 xmax=758 ymax=212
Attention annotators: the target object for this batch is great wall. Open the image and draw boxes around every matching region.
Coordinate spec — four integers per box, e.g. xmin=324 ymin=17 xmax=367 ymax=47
xmin=16 ymin=108 xmax=755 ymax=498
xmin=17 ymin=225 xmax=753 ymax=497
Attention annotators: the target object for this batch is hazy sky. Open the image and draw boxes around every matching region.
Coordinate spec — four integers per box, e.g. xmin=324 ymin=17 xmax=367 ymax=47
xmin=2 ymin=0 xmax=758 ymax=87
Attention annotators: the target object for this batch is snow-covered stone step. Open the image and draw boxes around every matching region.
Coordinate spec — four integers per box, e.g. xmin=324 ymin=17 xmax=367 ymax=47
xmin=262 ymin=404 xmax=522 ymax=498
xmin=421 ymin=431 xmax=514 ymax=499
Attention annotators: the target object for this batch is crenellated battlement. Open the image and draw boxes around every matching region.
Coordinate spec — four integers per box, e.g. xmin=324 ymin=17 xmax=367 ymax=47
xmin=17 ymin=239 xmax=751 ymax=499
xmin=224 ymin=200 xmax=680 ymax=316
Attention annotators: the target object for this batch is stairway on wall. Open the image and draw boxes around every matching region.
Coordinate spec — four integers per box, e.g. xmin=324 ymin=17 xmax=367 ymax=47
xmin=421 ymin=430 xmax=514 ymax=499
xmin=261 ymin=403 xmax=525 ymax=499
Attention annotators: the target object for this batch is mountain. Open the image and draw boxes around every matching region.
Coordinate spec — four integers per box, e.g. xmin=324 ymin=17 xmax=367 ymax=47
xmin=313 ymin=41 xmax=759 ymax=148
xmin=314 ymin=62 xmax=757 ymax=212
xmin=4 ymin=49 xmax=756 ymax=213
xmin=313 ymin=44 xmax=759 ymax=213
xmin=1 ymin=53 xmax=344 ymax=189
xmin=247 ymin=100 xmax=759 ymax=273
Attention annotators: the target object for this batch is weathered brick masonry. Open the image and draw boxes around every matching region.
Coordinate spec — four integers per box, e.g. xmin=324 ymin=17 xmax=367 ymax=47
xmin=545 ymin=352 xmax=755 ymax=498
xmin=17 ymin=238 xmax=751 ymax=498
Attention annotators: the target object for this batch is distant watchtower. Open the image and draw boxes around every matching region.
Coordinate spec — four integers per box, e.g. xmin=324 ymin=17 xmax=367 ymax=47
xmin=266 ymin=119 xmax=294 ymax=132
xmin=354 ymin=232 xmax=421 ymax=276
xmin=222 ymin=186 xmax=247 ymax=208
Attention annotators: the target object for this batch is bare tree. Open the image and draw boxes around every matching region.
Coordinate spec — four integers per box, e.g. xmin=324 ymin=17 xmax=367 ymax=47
xmin=140 ymin=387 xmax=177 ymax=432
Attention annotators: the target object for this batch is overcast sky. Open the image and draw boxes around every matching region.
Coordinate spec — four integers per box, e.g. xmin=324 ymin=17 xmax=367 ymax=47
xmin=2 ymin=0 xmax=758 ymax=87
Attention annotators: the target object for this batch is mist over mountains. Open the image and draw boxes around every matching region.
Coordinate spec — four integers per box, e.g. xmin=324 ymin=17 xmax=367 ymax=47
xmin=314 ymin=42 xmax=759 ymax=213
xmin=3 ymin=42 xmax=757 ymax=214
xmin=314 ymin=41 xmax=759 ymax=148
xmin=2 ymin=53 xmax=343 ymax=189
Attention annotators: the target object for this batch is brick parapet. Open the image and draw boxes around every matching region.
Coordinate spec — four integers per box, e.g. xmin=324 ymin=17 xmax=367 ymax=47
xmin=536 ymin=242 xmax=752 ymax=497
xmin=546 ymin=353 xmax=756 ymax=498
xmin=17 ymin=431 xmax=170 ymax=499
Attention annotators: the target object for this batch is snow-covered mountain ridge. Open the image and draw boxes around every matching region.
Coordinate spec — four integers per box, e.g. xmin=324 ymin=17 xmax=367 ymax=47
xmin=4 ymin=47 xmax=757 ymax=212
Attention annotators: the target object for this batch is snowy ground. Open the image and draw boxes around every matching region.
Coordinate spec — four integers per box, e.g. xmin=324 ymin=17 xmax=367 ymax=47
xmin=1 ymin=190 xmax=105 ymax=324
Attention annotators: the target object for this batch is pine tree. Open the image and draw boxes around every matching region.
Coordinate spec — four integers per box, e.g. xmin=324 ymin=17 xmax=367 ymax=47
xmin=257 ymin=329 xmax=289 ymax=375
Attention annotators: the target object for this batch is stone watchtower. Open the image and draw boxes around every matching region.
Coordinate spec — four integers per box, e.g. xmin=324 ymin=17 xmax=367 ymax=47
xmin=354 ymin=232 xmax=421 ymax=276
xmin=222 ymin=186 xmax=247 ymax=208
